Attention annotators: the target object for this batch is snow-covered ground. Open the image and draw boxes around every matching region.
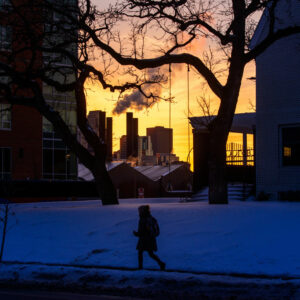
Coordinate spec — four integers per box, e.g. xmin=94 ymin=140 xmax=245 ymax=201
xmin=2 ymin=198 xmax=300 ymax=277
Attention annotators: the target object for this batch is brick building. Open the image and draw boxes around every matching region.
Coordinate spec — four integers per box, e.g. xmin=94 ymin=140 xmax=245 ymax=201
xmin=0 ymin=0 xmax=77 ymax=181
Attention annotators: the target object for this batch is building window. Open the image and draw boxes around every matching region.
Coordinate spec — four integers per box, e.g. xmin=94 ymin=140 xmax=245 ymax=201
xmin=0 ymin=147 xmax=11 ymax=180
xmin=0 ymin=103 xmax=11 ymax=130
xmin=42 ymin=132 xmax=77 ymax=180
xmin=0 ymin=25 xmax=12 ymax=50
xmin=282 ymin=126 xmax=300 ymax=166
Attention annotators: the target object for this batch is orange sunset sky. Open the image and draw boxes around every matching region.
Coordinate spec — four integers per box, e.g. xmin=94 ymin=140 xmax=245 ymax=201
xmin=86 ymin=1 xmax=257 ymax=166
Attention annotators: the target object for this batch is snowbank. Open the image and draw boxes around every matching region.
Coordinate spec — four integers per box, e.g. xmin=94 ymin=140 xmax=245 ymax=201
xmin=2 ymin=198 xmax=300 ymax=277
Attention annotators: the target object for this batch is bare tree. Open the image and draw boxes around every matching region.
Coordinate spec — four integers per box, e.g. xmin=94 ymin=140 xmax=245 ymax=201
xmin=196 ymin=94 xmax=217 ymax=128
xmin=1 ymin=0 xmax=299 ymax=205
xmin=0 ymin=199 xmax=9 ymax=262
xmin=0 ymin=0 xmax=165 ymax=205
xmin=0 ymin=182 xmax=16 ymax=263
xmin=72 ymin=0 xmax=299 ymax=204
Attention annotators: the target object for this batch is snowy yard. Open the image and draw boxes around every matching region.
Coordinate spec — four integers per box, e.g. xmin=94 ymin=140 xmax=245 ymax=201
xmin=2 ymin=198 xmax=300 ymax=277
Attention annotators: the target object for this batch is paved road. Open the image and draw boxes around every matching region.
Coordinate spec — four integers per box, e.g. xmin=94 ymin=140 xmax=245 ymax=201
xmin=0 ymin=290 xmax=142 ymax=300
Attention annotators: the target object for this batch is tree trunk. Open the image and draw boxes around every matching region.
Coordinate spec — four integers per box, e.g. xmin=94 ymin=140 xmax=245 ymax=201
xmin=0 ymin=204 xmax=9 ymax=262
xmin=92 ymin=159 xmax=119 ymax=205
xmin=206 ymin=52 xmax=245 ymax=204
xmin=208 ymin=135 xmax=228 ymax=204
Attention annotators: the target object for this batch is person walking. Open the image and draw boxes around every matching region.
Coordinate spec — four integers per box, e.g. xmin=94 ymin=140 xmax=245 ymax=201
xmin=133 ymin=205 xmax=166 ymax=270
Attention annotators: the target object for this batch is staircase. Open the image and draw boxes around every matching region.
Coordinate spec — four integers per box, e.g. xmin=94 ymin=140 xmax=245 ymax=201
xmin=190 ymin=183 xmax=254 ymax=202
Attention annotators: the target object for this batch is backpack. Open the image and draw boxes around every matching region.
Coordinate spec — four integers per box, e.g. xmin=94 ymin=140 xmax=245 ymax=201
xmin=147 ymin=216 xmax=160 ymax=237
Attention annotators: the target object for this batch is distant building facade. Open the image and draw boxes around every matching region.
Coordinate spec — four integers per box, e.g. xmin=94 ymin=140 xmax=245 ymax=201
xmin=156 ymin=153 xmax=179 ymax=165
xmin=117 ymin=120 xmax=178 ymax=167
xmin=138 ymin=136 xmax=153 ymax=157
xmin=147 ymin=126 xmax=173 ymax=155
xmin=79 ymin=110 xmax=113 ymax=161
xmin=137 ymin=136 xmax=155 ymax=165
xmin=120 ymin=135 xmax=127 ymax=159
xmin=126 ymin=112 xmax=138 ymax=158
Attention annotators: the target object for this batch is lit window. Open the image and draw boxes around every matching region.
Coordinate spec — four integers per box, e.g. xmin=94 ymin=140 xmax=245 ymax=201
xmin=282 ymin=126 xmax=300 ymax=166
xmin=283 ymin=147 xmax=291 ymax=157
xmin=0 ymin=103 xmax=11 ymax=130
xmin=0 ymin=147 xmax=11 ymax=180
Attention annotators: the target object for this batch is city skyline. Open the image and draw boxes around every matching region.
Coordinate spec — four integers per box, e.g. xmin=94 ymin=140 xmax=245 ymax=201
xmin=87 ymin=0 xmax=256 ymax=166
xmin=86 ymin=61 xmax=256 ymax=166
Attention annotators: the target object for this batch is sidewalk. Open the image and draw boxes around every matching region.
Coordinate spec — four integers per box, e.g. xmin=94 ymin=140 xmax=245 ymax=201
xmin=1 ymin=261 xmax=300 ymax=299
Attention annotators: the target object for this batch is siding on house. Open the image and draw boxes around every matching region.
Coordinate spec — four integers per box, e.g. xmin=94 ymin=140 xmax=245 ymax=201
xmin=256 ymin=33 xmax=300 ymax=199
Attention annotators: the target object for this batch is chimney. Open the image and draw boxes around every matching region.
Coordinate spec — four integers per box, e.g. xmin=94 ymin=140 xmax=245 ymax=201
xmin=133 ymin=118 xmax=138 ymax=157
xmin=126 ymin=112 xmax=133 ymax=158
xmin=106 ymin=117 xmax=113 ymax=161
xmin=99 ymin=111 xmax=106 ymax=143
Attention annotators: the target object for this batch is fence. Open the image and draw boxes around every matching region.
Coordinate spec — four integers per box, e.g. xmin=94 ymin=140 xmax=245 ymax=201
xmin=226 ymin=142 xmax=254 ymax=166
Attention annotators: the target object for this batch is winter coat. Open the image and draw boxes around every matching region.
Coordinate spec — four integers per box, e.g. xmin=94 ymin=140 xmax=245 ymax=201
xmin=136 ymin=216 xmax=158 ymax=252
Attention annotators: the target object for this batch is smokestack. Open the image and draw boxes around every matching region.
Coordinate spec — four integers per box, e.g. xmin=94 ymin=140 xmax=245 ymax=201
xmin=126 ymin=112 xmax=133 ymax=158
xmin=133 ymin=118 xmax=138 ymax=157
xmin=106 ymin=117 xmax=113 ymax=161
xmin=99 ymin=111 xmax=106 ymax=142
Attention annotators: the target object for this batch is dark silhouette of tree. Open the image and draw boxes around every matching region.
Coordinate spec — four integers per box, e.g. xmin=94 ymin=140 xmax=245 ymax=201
xmin=1 ymin=0 xmax=299 ymax=204
xmin=0 ymin=0 xmax=164 ymax=205
xmin=0 ymin=199 xmax=9 ymax=262
xmin=75 ymin=0 xmax=298 ymax=204
xmin=0 ymin=182 xmax=16 ymax=263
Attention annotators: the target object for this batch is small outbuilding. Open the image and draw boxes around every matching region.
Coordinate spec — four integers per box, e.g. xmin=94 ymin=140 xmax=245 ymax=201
xmin=135 ymin=164 xmax=193 ymax=193
xmin=78 ymin=162 xmax=157 ymax=198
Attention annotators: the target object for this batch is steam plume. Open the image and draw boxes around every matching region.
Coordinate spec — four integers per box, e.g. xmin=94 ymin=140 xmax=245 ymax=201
xmin=113 ymin=68 xmax=163 ymax=115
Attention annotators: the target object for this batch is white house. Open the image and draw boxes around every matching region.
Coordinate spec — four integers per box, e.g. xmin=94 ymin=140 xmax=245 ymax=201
xmin=252 ymin=0 xmax=300 ymax=200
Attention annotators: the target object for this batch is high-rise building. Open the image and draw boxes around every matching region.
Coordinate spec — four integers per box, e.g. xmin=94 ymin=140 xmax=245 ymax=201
xmin=138 ymin=136 xmax=153 ymax=158
xmin=147 ymin=126 xmax=173 ymax=155
xmin=126 ymin=112 xmax=138 ymax=158
xmin=120 ymin=135 xmax=127 ymax=159
xmin=79 ymin=110 xmax=113 ymax=161
xmin=88 ymin=110 xmax=106 ymax=142
xmin=133 ymin=117 xmax=138 ymax=157
xmin=106 ymin=117 xmax=113 ymax=161
xmin=137 ymin=136 xmax=156 ymax=165
xmin=126 ymin=112 xmax=133 ymax=158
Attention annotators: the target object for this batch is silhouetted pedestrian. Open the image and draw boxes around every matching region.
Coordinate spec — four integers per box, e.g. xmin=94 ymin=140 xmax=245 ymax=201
xmin=133 ymin=205 xmax=166 ymax=270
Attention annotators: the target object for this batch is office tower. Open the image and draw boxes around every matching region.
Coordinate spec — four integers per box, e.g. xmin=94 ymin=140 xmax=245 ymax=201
xmin=133 ymin=118 xmax=138 ymax=157
xmin=146 ymin=126 xmax=173 ymax=155
xmin=88 ymin=110 xmax=106 ymax=142
xmin=83 ymin=110 xmax=113 ymax=161
xmin=126 ymin=112 xmax=138 ymax=158
xmin=106 ymin=117 xmax=113 ymax=161
xmin=120 ymin=135 xmax=127 ymax=159
xmin=126 ymin=112 xmax=133 ymax=158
